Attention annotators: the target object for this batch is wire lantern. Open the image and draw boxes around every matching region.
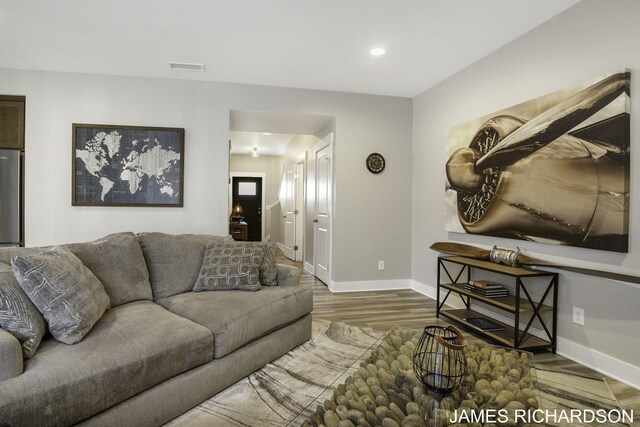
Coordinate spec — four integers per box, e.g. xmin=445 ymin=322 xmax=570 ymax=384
xmin=412 ymin=325 xmax=468 ymax=396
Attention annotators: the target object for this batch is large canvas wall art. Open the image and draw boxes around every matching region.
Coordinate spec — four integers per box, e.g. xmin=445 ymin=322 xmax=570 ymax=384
xmin=73 ymin=124 xmax=184 ymax=207
xmin=445 ymin=70 xmax=630 ymax=252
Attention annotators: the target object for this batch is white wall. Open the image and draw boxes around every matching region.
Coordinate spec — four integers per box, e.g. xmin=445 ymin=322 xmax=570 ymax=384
xmin=0 ymin=68 xmax=412 ymax=284
xmin=334 ymin=110 xmax=413 ymax=283
xmin=412 ymin=0 xmax=640 ymax=376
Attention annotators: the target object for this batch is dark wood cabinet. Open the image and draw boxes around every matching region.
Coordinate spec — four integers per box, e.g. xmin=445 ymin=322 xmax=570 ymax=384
xmin=229 ymin=222 xmax=248 ymax=241
xmin=0 ymin=95 xmax=26 ymax=150
xmin=437 ymin=256 xmax=558 ymax=353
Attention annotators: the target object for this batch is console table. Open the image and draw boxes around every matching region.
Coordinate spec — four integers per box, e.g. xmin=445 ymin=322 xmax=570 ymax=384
xmin=229 ymin=222 xmax=248 ymax=241
xmin=437 ymin=256 xmax=558 ymax=353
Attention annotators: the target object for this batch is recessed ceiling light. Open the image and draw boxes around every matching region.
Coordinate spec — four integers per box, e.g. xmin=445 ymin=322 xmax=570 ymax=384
xmin=168 ymin=62 xmax=206 ymax=72
xmin=262 ymin=132 xmax=272 ymax=135
xmin=370 ymin=47 xmax=386 ymax=56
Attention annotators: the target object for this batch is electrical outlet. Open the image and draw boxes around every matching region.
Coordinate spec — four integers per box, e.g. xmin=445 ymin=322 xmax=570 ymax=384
xmin=378 ymin=260 xmax=385 ymax=271
xmin=573 ymin=307 xmax=585 ymax=326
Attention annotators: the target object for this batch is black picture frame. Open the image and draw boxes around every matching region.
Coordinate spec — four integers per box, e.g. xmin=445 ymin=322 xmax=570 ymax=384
xmin=72 ymin=123 xmax=185 ymax=207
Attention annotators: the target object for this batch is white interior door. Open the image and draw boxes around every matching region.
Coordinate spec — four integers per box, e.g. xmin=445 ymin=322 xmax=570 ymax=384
xmin=281 ymin=167 xmax=296 ymax=260
xmin=314 ymin=136 xmax=333 ymax=285
xmin=294 ymin=160 xmax=305 ymax=262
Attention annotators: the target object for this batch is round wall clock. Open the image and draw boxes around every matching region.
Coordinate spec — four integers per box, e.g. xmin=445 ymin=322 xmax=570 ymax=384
xmin=366 ymin=153 xmax=386 ymax=174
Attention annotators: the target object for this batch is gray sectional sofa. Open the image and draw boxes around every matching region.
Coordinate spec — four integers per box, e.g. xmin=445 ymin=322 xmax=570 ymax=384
xmin=0 ymin=232 xmax=313 ymax=426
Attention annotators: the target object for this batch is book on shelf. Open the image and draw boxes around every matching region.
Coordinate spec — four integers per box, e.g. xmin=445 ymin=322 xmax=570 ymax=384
xmin=468 ymin=279 xmax=504 ymax=289
xmin=463 ymin=284 xmax=508 ymax=298
xmin=478 ymin=290 xmax=508 ymax=294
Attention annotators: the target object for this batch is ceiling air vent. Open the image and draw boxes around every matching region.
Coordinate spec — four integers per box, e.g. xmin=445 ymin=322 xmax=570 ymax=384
xmin=168 ymin=62 xmax=206 ymax=72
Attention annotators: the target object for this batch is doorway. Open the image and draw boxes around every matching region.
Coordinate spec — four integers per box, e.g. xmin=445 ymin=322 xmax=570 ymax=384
xmin=228 ymin=109 xmax=335 ymax=280
xmin=230 ymin=174 xmax=265 ymax=242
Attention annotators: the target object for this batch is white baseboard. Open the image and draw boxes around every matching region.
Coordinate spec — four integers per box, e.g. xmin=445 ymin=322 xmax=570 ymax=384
xmin=410 ymin=280 xmax=437 ymax=299
xmin=409 ymin=279 xmax=640 ymax=390
xmin=304 ymin=262 xmax=314 ymax=275
xmin=556 ymin=337 xmax=640 ymax=390
xmin=329 ymin=279 xmax=411 ymax=293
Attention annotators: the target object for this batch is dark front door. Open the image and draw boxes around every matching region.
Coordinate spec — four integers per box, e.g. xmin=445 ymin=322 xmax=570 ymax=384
xmin=232 ymin=176 xmax=262 ymax=241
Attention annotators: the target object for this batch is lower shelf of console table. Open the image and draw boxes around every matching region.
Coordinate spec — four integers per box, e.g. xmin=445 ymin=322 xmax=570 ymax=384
xmin=439 ymin=308 xmax=552 ymax=351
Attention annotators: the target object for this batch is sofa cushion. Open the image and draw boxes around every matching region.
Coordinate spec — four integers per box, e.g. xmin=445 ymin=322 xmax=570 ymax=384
xmin=64 ymin=232 xmax=153 ymax=307
xmin=157 ymin=284 xmax=313 ymax=358
xmin=137 ymin=232 xmax=228 ymax=300
xmin=0 ymin=300 xmax=214 ymax=427
xmin=0 ymin=262 xmax=46 ymax=359
xmin=0 ymin=327 xmax=23 ymax=381
xmin=276 ymin=264 xmax=303 ymax=287
xmin=193 ymin=241 xmax=264 ymax=292
xmin=0 ymin=246 xmax=49 ymax=265
xmin=11 ymin=247 xmax=111 ymax=344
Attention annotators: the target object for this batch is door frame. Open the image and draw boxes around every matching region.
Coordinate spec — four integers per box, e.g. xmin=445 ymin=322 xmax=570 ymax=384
xmin=229 ymin=172 xmax=266 ymax=241
xmin=313 ymin=133 xmax=334 ymax=285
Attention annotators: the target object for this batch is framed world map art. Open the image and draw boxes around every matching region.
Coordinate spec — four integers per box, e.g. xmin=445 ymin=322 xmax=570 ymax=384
xmin=72 ymin=124 xmax=185 ymax=207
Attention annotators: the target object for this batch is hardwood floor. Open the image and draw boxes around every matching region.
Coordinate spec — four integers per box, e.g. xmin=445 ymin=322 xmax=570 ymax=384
xmin=282 ymin=255 xmax=640 ymax=420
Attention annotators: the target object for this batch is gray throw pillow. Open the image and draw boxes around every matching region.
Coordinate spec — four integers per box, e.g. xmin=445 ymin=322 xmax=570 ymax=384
xmin=0 ymin=263 xmax=46 ymax=359
xmin=11 ymin=247 xmax=110 ymax=345
xmin=193 ymin=242 xmax=264 ymax=292
xmin=64 ymin=232 xmax=153 ymax=307
xmin=239 ymin=242 xmax=279 ymax=286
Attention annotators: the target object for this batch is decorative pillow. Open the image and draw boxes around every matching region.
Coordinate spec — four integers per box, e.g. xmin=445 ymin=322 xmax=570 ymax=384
xmin=0 ymin=263 xmax=46 ymax=359
xmin=64 ymin=232 xmax=153 ymax=307
xmin=193 ymin=242 xmax=264 ymax=292
xmin=11 ymin=247 xmax=110 ymax=345
xmin=259 ymin=242 xmax=279 ymax=286
xmin=239 ymin=242 xmax=279 ymax=286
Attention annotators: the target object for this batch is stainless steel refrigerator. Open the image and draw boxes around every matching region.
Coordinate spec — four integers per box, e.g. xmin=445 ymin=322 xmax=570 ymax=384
xmin=0 ymin=149 xmax=23 ymax=247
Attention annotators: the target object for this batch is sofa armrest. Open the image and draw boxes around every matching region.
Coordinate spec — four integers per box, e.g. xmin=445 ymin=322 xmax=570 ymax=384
xmin=276 ymin=264 xmax=302 ymax=287
xmin=0 ymin=328 xmax=23 ymax=381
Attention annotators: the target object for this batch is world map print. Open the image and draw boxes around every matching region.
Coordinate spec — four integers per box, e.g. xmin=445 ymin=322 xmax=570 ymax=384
xmin=73 ymin=126 xmax=184 ymax=206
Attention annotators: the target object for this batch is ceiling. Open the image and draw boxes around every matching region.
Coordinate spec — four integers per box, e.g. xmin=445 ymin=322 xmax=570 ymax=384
xmin=229 ymin=110 xmax=331 ymax=156
xmin=229 ymin=132 xmax=292 ymax=156
xmin=230 ymin=110 xmax=332 ymax=135
xmin=0 ymin=1 xmax=580 ymax=97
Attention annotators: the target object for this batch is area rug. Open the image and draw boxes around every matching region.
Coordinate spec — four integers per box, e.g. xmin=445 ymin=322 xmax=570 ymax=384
xmin=165 ymin=320 xmax=627 ymax=427
xmin=535 ymin=367 xmax=631 ymax=427
xmin=165 ymin=320 xmax=384 ymax=426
